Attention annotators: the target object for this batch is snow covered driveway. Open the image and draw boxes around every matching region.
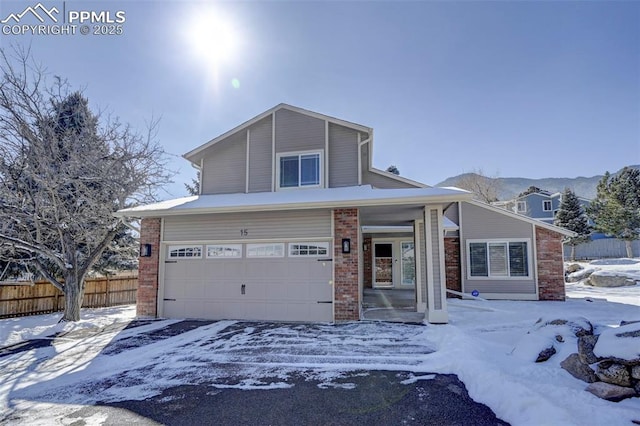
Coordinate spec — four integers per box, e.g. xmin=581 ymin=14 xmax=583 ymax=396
xmin=0 ymin=316 xmax=452 ymax=425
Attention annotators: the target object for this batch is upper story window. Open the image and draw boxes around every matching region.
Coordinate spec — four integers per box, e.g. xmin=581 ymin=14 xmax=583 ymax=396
xmin=516 ymin=201 xmax=527 ymax=213
xmin=542 ymin=200 xmax=552 ymax=212
xmin=277 ymin=151 xmax=322 ymax=189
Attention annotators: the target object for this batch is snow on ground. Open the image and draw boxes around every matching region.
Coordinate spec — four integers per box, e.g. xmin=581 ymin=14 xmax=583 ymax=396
xmin=0 ymin=261 xmax=639 ymax=425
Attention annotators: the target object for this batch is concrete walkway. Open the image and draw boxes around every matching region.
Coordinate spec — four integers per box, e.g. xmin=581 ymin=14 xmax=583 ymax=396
xmin=362 ymin=288 xmax=424 ymax=323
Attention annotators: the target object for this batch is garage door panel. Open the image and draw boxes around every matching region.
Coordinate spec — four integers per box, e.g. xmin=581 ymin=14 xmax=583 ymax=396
xmin=163 ymin=244 xmax=334 ymax=322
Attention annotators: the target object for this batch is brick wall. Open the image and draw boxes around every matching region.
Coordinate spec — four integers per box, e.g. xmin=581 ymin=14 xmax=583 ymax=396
xmin=138 ymin=218 xmax=161 ymax=317
xmin=536 ymin=227 xmax=566 ymax=301
xmin=363 ymin=237 xmax=372 ymax=288
xmin=333 ymin=208 xmax=360 ymax=321
xmin=444 ymin=237 xmax=461 ymax=297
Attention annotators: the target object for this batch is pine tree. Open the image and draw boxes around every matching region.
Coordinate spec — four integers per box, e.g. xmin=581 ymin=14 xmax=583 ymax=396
xmin=386 ymin=165 xmax=400 ymax=175
xmin=554 ymin=188 xmax=591 ymax=261
xmin=587 ymin=167 xmax=640 ymax=258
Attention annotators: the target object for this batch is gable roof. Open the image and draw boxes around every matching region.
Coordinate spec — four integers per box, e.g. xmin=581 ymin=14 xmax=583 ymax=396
xmin=467 ymin=199 xmax=575 ymax=237
xmin=183 ymin=103 xmax=372 ymax=165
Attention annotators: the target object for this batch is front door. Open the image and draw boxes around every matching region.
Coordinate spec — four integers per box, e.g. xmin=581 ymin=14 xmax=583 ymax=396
xmin=373 ymin=242 xmax=394 ymax=288
xmin=401 ymin=241 xmax=416 ymax=286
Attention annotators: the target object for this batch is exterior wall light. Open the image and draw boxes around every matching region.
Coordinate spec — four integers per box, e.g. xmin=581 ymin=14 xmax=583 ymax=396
xmin=342 ymin=238 xmax=351 ymax=254
xmin=140 ymin=243 xmax=152 ymax=257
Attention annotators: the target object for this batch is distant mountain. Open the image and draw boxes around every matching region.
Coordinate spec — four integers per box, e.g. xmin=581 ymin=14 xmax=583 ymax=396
xmin=436 ymin=165 xmax=640 ymax=200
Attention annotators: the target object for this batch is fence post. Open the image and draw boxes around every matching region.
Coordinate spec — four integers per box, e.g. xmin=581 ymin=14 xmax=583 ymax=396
xmin=106 ymin=275 xmax=111 ymax=307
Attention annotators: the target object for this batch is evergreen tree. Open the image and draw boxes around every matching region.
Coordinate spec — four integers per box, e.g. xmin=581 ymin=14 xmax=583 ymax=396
xmin=587 ymin=167 xmax=640 ymax=258
xmin=554 ymin=188 xmax=591 ymax=261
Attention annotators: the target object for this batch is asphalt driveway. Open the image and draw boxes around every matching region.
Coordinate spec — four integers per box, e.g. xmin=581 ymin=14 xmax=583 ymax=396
xmin=1 ymin=319 xmax=508 ymax=425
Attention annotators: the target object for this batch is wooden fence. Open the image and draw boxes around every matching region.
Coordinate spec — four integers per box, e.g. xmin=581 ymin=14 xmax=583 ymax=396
xmin=0 ymin=275 xmax=137 ymax=318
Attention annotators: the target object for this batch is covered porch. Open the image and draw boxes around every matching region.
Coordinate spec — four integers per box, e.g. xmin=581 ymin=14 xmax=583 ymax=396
xmin=355 ymin=203 xmax=461 ymax=324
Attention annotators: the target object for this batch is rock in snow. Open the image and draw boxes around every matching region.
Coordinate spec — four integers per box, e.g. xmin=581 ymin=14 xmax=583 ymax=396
xmin=561 ymin=353 xmax=598 ymax=383
xmin=586 ymin=382 xmax=637 ymax=402
xmin=587 ymin=273 xmax=637 ymax=287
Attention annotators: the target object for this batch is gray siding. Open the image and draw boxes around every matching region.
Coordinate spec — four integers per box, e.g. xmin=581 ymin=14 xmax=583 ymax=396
xmin=461 ymin=202 xmax=534 ymax=240
xmin=444 ymin=203 xmax=459 ymax=224
xmin=429 ymin=210 xmax=442 ymax=310
xmin=460 ymin=202 xmax=536 ymax=295
xmin=275 ymin=109 xmax=325 ymax=153
xmin=248 ymin=116 xmax=273 ymax=193
xmin=163 ymin=209 xmax=332 ymax=242
xmin=363 ymin=170 xmax=419 ymax=189
xmin=201 ymin=132 xmax=246 ymax=195
xmin=328 ymin=123 xmax=359 ymax=187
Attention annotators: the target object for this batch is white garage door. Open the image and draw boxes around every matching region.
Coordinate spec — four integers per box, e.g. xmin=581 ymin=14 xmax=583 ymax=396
xmin=162 ymin=242 xmax=333 ymax=322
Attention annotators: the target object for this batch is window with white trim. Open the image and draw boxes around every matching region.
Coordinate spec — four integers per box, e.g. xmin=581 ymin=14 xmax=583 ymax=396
xmin=168 ymin=245 xmax=202 ymax=259
xmin=289 ymin=242 xmax=329 ymax=257
xmin=277 ymin=151 xmax=322 ymax=189
xmin=206 ymin=244 xmax=242 ymax=258
xmin=468 ymin=240 xmax=529 ymax=278
xmin=542 ymin=200 xmax=552 ymax=211
xmin=516 ymin=201 xmax=527 ymax=213
xmin=247 ymin=243 xmax=285 ymax=257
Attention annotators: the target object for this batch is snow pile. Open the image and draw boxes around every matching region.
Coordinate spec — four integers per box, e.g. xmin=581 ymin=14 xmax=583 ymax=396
xmin=594 ymin=321 xmax=640 ymax=361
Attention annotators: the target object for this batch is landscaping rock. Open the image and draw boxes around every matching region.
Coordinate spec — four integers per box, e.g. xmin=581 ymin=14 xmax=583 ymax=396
xmin=578 ymin=335 xmax=600 ymax=365
xmin=596 ymin=361 xmax=632 ymax=387
xmin=536 ymin=346 xmax=557 ymax=363
xmin=565 ymin=263 xmax=582 ymax=274
xmin=560 ymin=353 xmax=598 ymax=383
xmin=539 ymin=318 xmax=593 ymax=337
xmin=587 ymin=273 xmax=636 ymax=288
xmin=566 ymin=268 xmax=593 ymax=283
xmin=632 ymin=365 xmax=640 ymax=380
xmin=586 ymin=382 xmax=637 ymax=402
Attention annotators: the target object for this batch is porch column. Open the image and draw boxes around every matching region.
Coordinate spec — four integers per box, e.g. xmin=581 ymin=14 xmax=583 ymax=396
xmin=423 ymin=206 xmax=448 ymax=324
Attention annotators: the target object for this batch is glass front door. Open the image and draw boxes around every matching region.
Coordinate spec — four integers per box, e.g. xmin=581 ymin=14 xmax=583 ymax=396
xmin=401 ymin=241 xmax=416 ymax=286
xmin=373 ymin=243 xmax=393 ymax=288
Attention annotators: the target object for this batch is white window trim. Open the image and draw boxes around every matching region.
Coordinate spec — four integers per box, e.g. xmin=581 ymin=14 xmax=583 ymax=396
xmin=246 ymin=243 xmax=285 ymax=258
xmin=206 ymin=244 xmax=242 ymax=258
xmin=275 ymin=150 xmax=324 ymax=191
xmin=288 ymin=242 xmax=330 ymax=257
xmin=516 ymin=201 xmax=527 ymax=213
xmin=542 ymin=200 xmax=552 ymax=212
xmin=466 ymin=238 xmax=532 ymax=280
xmin=167 ymin=245 xmax=203 ymax=259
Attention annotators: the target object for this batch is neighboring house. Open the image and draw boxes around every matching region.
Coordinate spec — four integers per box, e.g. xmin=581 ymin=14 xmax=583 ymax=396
xmin=494 ymin=189 xmax=591 ymax=225
xmin=116 ymin=104 xmax=572 ymax=324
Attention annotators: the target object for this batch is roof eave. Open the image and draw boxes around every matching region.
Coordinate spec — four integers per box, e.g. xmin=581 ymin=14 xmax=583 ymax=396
xmin=115 ymin=192 xmax=473 ymax=219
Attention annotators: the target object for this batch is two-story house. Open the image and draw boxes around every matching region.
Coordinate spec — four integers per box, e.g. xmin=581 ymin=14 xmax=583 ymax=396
xmin=494 ymin=188 xmax=591 ymax=225
xmin=116 ymin=104 xmax=572 ymax=324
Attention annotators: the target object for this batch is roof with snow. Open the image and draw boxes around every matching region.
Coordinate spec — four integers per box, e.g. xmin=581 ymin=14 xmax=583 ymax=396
xmin=115 ymin=185 xmax=473 ymax=218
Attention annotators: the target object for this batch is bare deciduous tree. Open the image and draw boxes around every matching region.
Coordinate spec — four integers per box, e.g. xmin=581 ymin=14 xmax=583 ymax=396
xmin=453 ymin=169 xmax=501 ymax=203
xmin=0 ymin=46 xmax=172 ymax=321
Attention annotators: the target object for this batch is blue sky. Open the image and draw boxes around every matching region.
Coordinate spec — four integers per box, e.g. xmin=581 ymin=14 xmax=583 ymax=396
xmin=1 ymin=0 xmax=638 ymax=199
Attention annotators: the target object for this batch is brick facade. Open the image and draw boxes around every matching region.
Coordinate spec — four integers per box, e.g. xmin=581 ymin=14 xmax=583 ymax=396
xmin=535 ymin=227 xmax=566 ymax=301
xmin=363 ymin=237 xmax=372 ymax=288
xmin=333 ymin=208 xmax=360 ymax=321
xmin=444 ymin=237 xmax=461 ymax=297
xmin=138 ymin=218 xmax=161 ymax=317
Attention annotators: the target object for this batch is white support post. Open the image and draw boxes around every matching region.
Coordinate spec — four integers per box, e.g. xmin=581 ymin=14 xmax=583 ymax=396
xmin=424 ymin=206 xmax=448 ymax=324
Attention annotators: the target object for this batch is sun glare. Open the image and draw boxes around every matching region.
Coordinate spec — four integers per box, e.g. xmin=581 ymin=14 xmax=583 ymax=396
xmin=185 ymin=10 xmax=240 ymax=68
